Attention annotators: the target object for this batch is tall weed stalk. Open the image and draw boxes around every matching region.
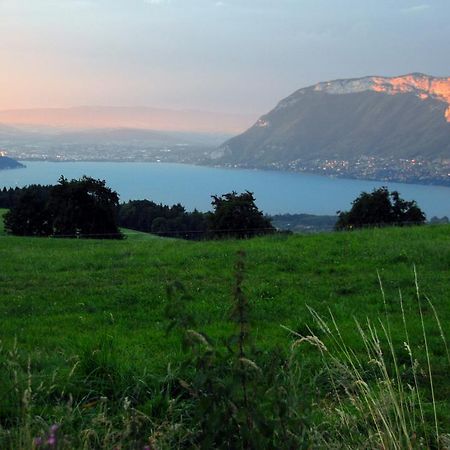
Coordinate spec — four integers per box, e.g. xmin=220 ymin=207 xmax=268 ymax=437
xmin=164 ymin=250 xmax=312 ymax=449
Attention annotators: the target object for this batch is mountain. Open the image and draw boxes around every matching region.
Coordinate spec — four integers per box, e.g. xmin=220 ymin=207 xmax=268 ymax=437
xmin=213 ymin=73 xmax=450 ymax=165
xmin=0 ymin=106 xmax=256 ymax=134
xmin=0 ymin=155 xmax=25 ymax=170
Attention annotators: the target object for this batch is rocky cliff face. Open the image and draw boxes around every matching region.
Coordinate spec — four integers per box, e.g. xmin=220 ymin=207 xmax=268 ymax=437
xmin=309 ymin=73 xmax=450 ymax=121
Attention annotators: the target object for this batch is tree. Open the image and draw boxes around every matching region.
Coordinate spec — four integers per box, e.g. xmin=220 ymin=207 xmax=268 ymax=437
xmin=335 ymin=187 xmax=426 ymax=230
xmin=208 ymin=191 xmax=275 ymax=238
xmin=5 ymin=176 xmax=122 ymax=239
xmin=48 ymin=176 xmax=122 ymax=238
xmin=0 ymin=186 xmax=29 ymax=209
xmin=4 ymin=185 xmax=52 ymax=236
xmin=117 ymin=200 xmax=208 ymax=240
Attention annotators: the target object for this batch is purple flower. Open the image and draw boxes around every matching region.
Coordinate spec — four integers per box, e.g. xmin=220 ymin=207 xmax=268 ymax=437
xmin=33 ymin=437 xmax=43 ymax=447
xmin=50 ymin=424 xmax=59 ymax=434
xmin=47 ymin=435 xmax=57 ymax=446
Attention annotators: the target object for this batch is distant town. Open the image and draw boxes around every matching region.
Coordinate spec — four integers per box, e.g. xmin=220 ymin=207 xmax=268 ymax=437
xmin=1 ymin=141 xmax=209 ymax=164
xmin=218 ymin=156 xmax=450 ymax=187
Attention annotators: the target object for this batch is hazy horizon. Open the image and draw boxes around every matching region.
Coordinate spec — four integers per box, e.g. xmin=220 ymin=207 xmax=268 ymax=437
xmin=0 ymin=105 xmax=257 ymax=133
xmin=1 ymin=0 xmax=449 ymax=119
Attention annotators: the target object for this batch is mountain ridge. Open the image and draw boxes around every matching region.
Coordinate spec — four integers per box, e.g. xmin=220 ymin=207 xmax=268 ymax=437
xmin=278 ymin=73 xmax=450 ymax=121
xmin=214 ymin=74 xmax=450 ymax=167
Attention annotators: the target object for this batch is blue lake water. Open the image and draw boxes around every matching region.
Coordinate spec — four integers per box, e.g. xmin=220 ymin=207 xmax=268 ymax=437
xmin=1 ymin=161 xmax=450 ymax=217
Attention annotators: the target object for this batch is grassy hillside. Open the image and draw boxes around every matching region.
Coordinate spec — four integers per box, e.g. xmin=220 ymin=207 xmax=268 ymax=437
xmin=0 ymin=224 xmax=449 ymax=447
xmin=1 ymin=225 xmax=448 ymax=364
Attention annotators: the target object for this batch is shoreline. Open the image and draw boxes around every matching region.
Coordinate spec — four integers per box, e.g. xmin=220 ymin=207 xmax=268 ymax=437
xmin=11 ymin=158 xmax=450 ymax=189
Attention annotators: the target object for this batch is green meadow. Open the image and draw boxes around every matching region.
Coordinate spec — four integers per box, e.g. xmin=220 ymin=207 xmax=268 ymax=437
xmin=0 ymin=217 xmax=449 ymax=448
xmin=0 ymin=209 xmax=7 ymax=235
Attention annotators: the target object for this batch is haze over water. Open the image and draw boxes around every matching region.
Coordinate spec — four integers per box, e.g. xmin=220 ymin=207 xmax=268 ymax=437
xmin=1 ymin=161 xmax=449 ymax=218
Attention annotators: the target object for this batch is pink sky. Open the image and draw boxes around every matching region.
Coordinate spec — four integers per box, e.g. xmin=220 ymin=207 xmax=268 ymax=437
xmin=1 ymin=0 xmax=449 ymax=131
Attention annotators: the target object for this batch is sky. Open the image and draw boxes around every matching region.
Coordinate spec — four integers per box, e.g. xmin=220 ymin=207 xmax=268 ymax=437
xmin=0 ymin=0 xmax=449 ymax=115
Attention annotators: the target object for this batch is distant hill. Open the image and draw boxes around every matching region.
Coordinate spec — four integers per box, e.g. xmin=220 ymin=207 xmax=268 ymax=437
xmin=49 ymin=127 xmax=233 ymax=147
xmin=0 ymin=155 xmax=24 ymax=170
xmin=213 ymin=73 xmax=450 ymax=165
xmin=0 ymin=106 xmax=256 ymax=134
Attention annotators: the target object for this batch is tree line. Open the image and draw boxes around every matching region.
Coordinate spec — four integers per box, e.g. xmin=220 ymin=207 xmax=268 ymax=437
xmin=0 ymin=186 xmax=25 ymax=209
xmin=1 ymin=177 xmax=427 ymax=239
xmin=2 ymin=177 xmax=122 ymax=238
xmin=2 ymin=177 xmax=274 ymax=239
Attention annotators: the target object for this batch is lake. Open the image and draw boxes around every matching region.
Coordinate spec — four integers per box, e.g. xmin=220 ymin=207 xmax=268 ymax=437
xmin=1 ymin=161 xmax=450 ymax=217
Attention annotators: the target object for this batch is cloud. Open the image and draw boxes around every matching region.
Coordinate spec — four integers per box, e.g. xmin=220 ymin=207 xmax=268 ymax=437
xmin=401 ymin=4 xmax=431 ymax=13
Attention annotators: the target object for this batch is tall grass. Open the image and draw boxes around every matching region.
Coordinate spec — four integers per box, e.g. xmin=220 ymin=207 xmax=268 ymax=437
xmin=283 ymin=269 xmax=450 ymax=449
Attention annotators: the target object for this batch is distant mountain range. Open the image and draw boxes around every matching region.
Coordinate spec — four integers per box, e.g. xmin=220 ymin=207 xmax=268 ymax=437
xmin=0 ymin=106 xmax=256 ymax=135
xmin=0 ymin=155 xmax=24 ymax=170
xmin=213 ymin=73 xmax=450 ymax=165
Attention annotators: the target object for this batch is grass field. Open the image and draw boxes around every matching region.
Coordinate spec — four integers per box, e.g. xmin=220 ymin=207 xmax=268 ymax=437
xmin=0 ymin=209 xmax=7 ymax=235
xmin=0 ymin=220 xmax=449 ymax=447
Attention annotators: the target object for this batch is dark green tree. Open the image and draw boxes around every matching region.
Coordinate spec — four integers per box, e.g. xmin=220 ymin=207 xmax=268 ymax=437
xmin=335 ymin=187 xmax=426 ymax=230
xmin=5 ymin=176 xmax=122 ymax=239
xmin=390 ymin=190 xmax=427 ymax=224
xmin=4 ymin=185 xmax=52 ymax=236
xmin=0 ymin=186 xmax=28 ymax=209
xmin=48 ymin=176 xmax=122 ymax=238
xmin=117 ymin=200 xmax=208 ymax=240
xmin=209 ymin=191 xmax=275 ymax=239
